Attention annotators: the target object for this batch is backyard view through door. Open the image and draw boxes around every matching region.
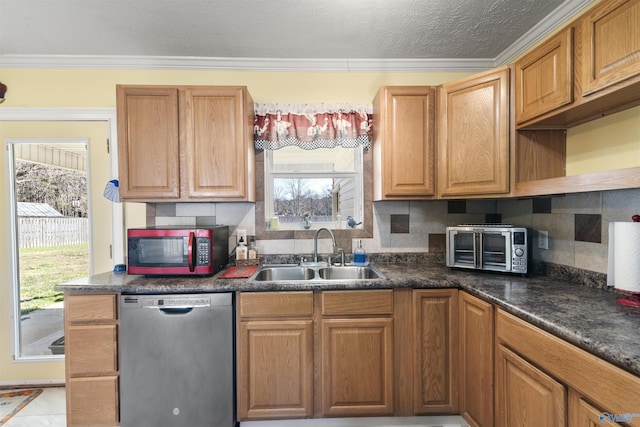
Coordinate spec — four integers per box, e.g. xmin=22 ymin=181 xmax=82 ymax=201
xmin=10 ymin=140 xmax=90 ymax=358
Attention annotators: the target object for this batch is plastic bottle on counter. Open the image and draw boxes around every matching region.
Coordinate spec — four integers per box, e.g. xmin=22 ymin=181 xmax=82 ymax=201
xmin=236 ymin=236 xmax=248 ymax=260
xmin=248 ymin=237 xmax=258 ymax=260
xmin=353 ymin=240 xmax=367 ymax=265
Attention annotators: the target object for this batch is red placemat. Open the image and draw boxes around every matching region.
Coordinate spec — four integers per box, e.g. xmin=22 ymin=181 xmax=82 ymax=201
xmin=218 ymin=265 xmax=259 ymax=279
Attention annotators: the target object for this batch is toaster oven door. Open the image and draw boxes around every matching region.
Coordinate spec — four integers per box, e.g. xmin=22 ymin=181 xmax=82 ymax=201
xmin=448 ymin=230 xmax=478 ymax=269
xmin=480 ymin=231 xmax=511 ymax=272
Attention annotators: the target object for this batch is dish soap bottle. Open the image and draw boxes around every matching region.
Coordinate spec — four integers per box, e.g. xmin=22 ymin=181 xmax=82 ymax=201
xmin=353 ymin=240 xmax=367 ymax=265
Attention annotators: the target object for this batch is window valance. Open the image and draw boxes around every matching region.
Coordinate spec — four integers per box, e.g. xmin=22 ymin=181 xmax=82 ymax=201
xmin=254 ymin=103 xmax=373 ymax=150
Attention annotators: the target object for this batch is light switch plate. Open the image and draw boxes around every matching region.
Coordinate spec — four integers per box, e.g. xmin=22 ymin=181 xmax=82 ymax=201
xmin=538 ymin=230 xmax=549 ymax=250
xmin=236 ymin=229 xmax=247 ymax=245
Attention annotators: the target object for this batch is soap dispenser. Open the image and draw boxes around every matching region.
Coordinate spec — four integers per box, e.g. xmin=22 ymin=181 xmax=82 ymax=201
xmin=353 ymin=240 xmax=367 ymax=265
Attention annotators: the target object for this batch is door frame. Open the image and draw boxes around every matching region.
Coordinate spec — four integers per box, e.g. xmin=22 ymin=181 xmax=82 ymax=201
xmin=1 ymin=108 xmax=123 ymax=363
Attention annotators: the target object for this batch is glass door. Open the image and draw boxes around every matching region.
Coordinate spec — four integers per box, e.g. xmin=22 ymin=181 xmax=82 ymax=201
xmin=450 ymin=230 xmax=477 ymax=268
xmin=481 ymin=232 xmax=510 ymax=271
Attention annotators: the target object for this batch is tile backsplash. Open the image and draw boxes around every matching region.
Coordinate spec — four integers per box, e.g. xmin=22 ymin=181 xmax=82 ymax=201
xmin=143 ymin=187 xmax=640 ymax=275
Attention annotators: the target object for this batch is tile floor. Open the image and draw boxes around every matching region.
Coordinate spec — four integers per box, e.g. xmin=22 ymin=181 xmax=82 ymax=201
xmin=2 ymin=387 xmax=65 ymax=427
xmin=1 ymin=387 xmax=470 ymax=427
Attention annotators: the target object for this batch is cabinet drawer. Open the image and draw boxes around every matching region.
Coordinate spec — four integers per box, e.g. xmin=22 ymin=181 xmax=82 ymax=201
xmin=67 ymin=325 xmax=118 ymax=376
xmin=67 ymin=376 xmax=119 ymax=426
xmin=321 ymin=290 xmax=393 ymax=316
xmin=239 ymin=291 xmax=313 ymax=318
xmin=66 ymin=294 xmax=117 ymax=322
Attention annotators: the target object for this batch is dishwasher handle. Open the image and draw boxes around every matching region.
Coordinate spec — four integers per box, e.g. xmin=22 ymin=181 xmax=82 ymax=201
xmin=158 ymin=307 xmax=194 ymax=315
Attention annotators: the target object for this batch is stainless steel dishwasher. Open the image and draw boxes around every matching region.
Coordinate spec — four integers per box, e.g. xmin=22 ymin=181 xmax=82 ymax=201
xmin=119 ymin=293 xmax=235 ymax=427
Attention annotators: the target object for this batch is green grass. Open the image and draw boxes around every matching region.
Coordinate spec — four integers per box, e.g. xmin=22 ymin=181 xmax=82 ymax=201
xmin=19 ymin=244 xmax=89 ymax=315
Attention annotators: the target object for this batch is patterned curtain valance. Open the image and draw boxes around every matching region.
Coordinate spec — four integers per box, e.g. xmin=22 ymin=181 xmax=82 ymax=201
xmin=254 ymin=103 xmax=373 ymax=150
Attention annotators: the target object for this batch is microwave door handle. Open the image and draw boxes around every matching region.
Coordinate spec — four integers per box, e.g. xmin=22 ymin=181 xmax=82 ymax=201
xmin=188 ymin=232 xmax=195 ymax=272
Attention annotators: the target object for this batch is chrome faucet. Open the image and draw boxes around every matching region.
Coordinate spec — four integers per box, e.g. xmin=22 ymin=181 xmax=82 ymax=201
xmin=313 ymin=227 xmax=336 ymax=263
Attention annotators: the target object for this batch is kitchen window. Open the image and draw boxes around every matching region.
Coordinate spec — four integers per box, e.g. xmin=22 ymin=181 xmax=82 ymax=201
xmin=264 ymin=145 xmax=363 ymax=230
xmin=255 ymin=104 xmax=372 ymax=231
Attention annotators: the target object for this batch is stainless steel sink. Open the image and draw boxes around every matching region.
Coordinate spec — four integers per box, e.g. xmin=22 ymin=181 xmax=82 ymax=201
xmin=249 ymin=264 xmax=385 ymax=282
xmin=317 ymin=266 xmax=385 ymax=280
xmin=252 ymin=266 xmax=315 ymax=281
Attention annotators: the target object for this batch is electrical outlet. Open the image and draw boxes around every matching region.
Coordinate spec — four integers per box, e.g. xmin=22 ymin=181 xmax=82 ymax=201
xmin=538 ymin=230 xmax=549 ymax=250
xmin=236 ymin=229 xmax=247 ymax=245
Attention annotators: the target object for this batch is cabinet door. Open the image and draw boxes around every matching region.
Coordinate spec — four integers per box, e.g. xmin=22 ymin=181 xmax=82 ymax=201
xmin=515 ymin=27 xmax=573 ymax=124
xmin=181 ymin=86 xmax=254 ymax=200
xmin=569 ymin=390 xmax=625 ymax=427
xmin=67 ymin=376 xmax=119 ymax=426
xmin=67 ymin=324 xmax=118 ymax=376
xmin=117 ymin=86 xmax=180 ymax=199
xmin=496 ymin=344 xmax=566 ymax=427
xmin=373 ymin=86 xmax=436 ymax=200
xmin=459 ymin=292 xmax=493 ymax=427
xmin=238 ymin=320 xmax=314 ymax=420
xmin=581 ymin=0 xmax=640 ymax=95
xmin=438 ymin=67 xmax=510 ymax=197
xmin=413 ymin=289 xmax=458 ymax=414
xmin=321 ymin=318 xmax=394 ymax=416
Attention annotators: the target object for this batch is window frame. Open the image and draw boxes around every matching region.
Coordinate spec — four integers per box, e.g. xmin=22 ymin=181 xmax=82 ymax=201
xmin=264 ymin=146 xmax=364 ymax=231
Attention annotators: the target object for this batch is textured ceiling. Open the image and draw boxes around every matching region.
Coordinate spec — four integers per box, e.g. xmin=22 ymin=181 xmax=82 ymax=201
xmin=0 ymin=0 xmax=588 ymax=70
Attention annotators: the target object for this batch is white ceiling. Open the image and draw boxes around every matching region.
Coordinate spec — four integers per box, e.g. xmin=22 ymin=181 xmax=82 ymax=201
xmin=0 ymin=0 xmax=592 ymax=72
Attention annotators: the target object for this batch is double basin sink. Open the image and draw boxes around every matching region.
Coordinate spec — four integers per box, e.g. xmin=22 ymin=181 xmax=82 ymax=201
xmin=249 ymin=264 xmax=386 ymax=283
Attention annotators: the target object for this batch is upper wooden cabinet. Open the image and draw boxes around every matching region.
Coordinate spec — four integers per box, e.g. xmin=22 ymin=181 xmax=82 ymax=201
xmin=581 ymin=0 xmax=640 ymax=96
xmin=438 ymin=67 xmax=510 ymax=197
xmin=372 ymin=86 xmax=436 ymax=200
xmin=515 ymin=27 xmax=573 ymax=124
xmin=117 ymin=85 xmax=255 ymax=202
xmin=514 ymin=0 xmax=640 ymax=129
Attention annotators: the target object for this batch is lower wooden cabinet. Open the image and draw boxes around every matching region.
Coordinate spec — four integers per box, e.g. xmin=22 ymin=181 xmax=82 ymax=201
xmin=413 ymin=289 xmax=459 ymax=414
xmin=569 ymin=390 xmax=625 ymax=427
xmin=241 ymin=289 xmax=462 ymax=420
xmin=496 ymin=308 xmax=640 ymax=427
xmin=238 ymin=320 xmax=314 ymax=419
xmin=496 ymin=343 xmax=567 ymax=427
xmin=64 ymin=293 xmax=119 ymax=427
xmin=320 ymin=290 xmax=395 ymax=417
xmin=459 ymin=292 xmax=493 ymax=427
xmin=237 ymin=292 xmax=314 ymax=420
xmin=67 ymin=376 xmax=119 ymax=426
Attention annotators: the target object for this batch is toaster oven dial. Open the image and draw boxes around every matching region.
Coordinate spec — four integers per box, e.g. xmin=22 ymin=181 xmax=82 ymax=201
xmin=515 ymin=248 xmax=524 ymax=257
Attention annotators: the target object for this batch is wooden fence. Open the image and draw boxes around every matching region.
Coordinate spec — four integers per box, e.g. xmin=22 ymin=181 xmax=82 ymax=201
xmin=19 ymin=217 xmax=89 ymax=248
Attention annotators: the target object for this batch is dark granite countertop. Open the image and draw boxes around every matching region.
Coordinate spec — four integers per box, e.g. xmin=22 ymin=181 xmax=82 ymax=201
xmin=57 ymin=262 xmax=640 ymax=378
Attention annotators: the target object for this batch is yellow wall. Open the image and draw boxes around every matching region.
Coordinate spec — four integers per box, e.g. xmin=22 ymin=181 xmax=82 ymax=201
xmin=566 ymin=105 xmax=640 ymax=176
xmin=0 ymin=68 xmax=470 ymax=383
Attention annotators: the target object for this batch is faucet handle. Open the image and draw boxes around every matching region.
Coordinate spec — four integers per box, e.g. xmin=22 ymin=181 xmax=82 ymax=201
xmin=336 ymin=248 xmax=345 ymax=266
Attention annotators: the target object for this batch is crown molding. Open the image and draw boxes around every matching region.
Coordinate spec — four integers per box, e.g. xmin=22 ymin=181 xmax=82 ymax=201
xmin=0 ymin=54 xmax=496 ymax=72
xmin=495 ymin=0 xmax=593 ymax=65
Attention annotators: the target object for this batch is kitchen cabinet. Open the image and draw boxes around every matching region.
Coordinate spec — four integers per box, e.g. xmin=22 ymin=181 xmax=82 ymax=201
xmin=581 ymin=0 xmax=640 ymax=96
xmin=511 ymin=0 xmax=640 ymax=197
xmin=438 ymin=67 xmax=510 ymax=197
xmin=320 ymin=290 xmax=395 ymax=416
xmin=237 ymin=291 xmax=314 ymax=420
xmin=117 ymin=85 xmax=255 ymax=202
xmin=64 ymin=293 xmax=119 ymax=427
xmin=515 ymin=27 xmax=573 ymax=124
xmin=496 ymin=343 xmax=567 ymax=427
xmin=412 ymin=289 xmax=458 ymax=414
xmin=496 ymin=309 xmax=640 ymax=427
xmin=458 ymin=292 xmax=493 ymax=427
xmin=372 ymin=86 xmax=437 ymax=200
